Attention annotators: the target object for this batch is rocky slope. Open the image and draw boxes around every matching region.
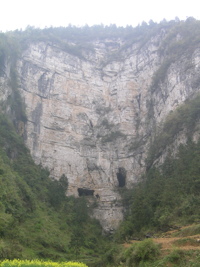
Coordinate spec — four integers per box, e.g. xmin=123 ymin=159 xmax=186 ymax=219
xmin=1 ymin=21 xmax=200 ymax=232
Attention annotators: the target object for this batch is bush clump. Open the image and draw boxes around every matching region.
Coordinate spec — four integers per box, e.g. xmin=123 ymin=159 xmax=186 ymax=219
xmin=119 ymin=239 xmax=160 ymax=266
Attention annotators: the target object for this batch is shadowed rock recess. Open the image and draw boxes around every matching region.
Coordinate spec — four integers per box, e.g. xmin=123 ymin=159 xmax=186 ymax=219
xmin=2 ymin=22 xmax=200 ymax=232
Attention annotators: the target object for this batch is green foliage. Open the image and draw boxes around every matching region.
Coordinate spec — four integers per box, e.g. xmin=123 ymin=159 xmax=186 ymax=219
xmin=146 ymin=94 xmax=200 ymax=169
xmin=173 ymin=224 xmax=200 ymax=237
xmin=100 ymin=243 xmax=200 ymax=267
xmin=47 ymin=178 xmax=67 ymax=209
xmin=0 ymin=32 xmax=20 ymax=69
xmin=59 ymin=174 xmax=69 ymax=190
xmin=0 ymin=33 xmax=26 ymax=123
xmin=151 ymin=18 xmax=200 ymax=92
xmin=116 ymin=95 xmax=200 ymax=241
xmin=124 ymin=140 xmax=200 ymax=235
xmin=125 ymin=239 xmax=160 ymax=265
xmin=0 ymin=113 xmax=109 ymax=262
xmin=161 ymin=17 xmax=200 ymax=57
xmin=69 ymin=199 xmax=88 ymax=258
xmin=138 ymin=249 xmax=200 ymax=267
xmin=0 ymin=19 xmax=180 ymax=68
xmin=7 ymin=67 xmax=27 ymax=123
xmin=101 ymin=245 xmax=122 ymax=266
xmin=10 ymin=24 xmax=155 ymax=61
xmin=150 ymin=57 xmax=174 ymax=91
xmin=105 ymin=239 xmax=160 ymax=266
xmin=164 ymin=249 xmax=188 ymax=265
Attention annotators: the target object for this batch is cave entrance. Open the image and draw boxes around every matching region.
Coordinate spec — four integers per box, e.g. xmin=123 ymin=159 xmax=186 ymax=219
xmin=117 ymin=167 xmax=126 ymax=187
xmin=78 ymin=188 xmax=94 ymax=197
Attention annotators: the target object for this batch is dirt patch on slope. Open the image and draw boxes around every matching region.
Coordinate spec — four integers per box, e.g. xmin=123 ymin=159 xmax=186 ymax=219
xmin=124 ymin=225 xmax=200 ymax=252
xmin=153 ymin=235 xmax=200 ymax=251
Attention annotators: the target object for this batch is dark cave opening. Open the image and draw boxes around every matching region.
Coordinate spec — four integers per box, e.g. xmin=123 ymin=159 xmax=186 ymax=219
xmin=117 ymin=167 xmax=126 ymax=187
xmin=78 ymin=188 xmax=94 ymax=196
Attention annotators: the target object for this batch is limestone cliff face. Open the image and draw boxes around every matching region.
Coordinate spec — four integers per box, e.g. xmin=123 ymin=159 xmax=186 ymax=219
xmin=2 ymin=27 xmax=200 ymax=231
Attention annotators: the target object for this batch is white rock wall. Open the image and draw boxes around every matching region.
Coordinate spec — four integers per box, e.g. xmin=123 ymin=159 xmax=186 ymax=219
xmin=12 ymin=34 xmax=200 ymax=231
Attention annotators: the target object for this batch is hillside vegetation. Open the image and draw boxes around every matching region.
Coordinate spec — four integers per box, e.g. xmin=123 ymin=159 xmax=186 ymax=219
xmin=116 ymin=94 xmax=200 ymax=241
xmin=101 ymin=224 xmax=200 ymax=266
xmin=0 ymin=114 xmax=109 ymax=263
xmin=96 ymin=95 xmax=200 ymax=266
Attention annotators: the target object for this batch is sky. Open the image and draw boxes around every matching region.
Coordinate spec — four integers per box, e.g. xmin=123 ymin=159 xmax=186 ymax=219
xmin=0 ymin=0 xmax=200 ymax=32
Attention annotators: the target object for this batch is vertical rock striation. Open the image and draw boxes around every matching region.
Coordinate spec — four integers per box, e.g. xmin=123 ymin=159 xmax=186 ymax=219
xmin=1 ymin=26 xmax=199 ymax=231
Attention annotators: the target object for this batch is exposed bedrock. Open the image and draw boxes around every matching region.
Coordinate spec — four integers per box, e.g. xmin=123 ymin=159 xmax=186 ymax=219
xmin=3 ymin=32 xmax=199 ymax=231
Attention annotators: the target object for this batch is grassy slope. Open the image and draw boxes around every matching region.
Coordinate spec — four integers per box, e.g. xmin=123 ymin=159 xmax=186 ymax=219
xmin=100 ymin=224 xmax=200 ymax=266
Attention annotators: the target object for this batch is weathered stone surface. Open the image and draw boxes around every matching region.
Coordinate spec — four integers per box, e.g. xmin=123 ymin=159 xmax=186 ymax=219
xmin=1 ymin=31 xmax=200 ymax=232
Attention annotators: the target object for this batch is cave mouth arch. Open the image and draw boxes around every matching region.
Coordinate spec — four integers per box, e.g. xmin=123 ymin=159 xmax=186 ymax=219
xmin=117 ymin=167 xmax=126 ymax=187
xmin=78 ymin=188 xmax=94 ymax=197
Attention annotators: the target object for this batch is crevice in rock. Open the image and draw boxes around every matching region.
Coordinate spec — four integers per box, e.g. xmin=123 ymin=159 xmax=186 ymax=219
xmin=117 ymin=167 xmax=126 ymax=187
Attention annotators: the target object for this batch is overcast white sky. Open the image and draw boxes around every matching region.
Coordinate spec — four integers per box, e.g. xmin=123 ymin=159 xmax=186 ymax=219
xmin=1 ymin=0 xmax=200 ymax=32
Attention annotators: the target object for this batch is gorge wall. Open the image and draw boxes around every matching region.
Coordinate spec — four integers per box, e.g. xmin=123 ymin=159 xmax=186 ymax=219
xmin=1 ymin=22 xmax=200 ymax=232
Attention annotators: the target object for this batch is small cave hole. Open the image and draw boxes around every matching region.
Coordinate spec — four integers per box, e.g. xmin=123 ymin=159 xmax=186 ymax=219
xmin=78 ymin=188 xmax=94 ymax=197
xmin=95 ymin=194 xmax=100 ymax=199
xmin=117 ymin=167 xmax=126 ymax=187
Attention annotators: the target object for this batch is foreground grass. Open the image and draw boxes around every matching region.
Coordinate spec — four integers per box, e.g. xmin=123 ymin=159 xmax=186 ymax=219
xmin=103 ymin=243 xmax=200 ymax=266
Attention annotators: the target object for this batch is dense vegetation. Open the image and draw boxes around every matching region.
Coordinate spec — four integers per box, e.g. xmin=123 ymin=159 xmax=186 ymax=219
xmin=117 ymin=139 xmax=200 ymax=237
xmin=116 ymin=94 xmax=200 ymax=241
xmin=101 ymin=236 xmax=200 ymax=266
xmin=0 ymin=114 xmax=109 ymax=263
xmin=0 ymin=17 xmax=195 ymax=62
xmin=0 ymin=25 xmax=114 ymax=264
xmin=100 ymin=94 xmax=200 ymax=267
xmin=150 ymin=17 xmax=200 ymax=91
